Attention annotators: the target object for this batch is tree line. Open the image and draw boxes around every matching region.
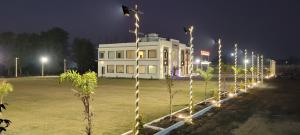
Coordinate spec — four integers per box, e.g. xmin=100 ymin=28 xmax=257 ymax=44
xmin=0 ymin=27 xmax=96 ymax=76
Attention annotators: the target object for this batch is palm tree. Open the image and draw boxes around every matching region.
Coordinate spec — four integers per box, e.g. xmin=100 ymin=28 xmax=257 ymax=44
xmin=197 ymin=67 xmax=214 ymax=103
xmin=59 ymin=70 xmax=97 ymax=135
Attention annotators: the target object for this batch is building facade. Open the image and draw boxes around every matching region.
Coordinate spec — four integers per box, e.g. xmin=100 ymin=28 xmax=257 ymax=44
xmin=98 ymin=33 xmax=190 ymax=79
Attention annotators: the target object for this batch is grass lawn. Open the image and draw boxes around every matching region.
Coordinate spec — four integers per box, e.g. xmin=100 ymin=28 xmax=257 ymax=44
xmin=0 ymin=77 xmax=226 ymax=135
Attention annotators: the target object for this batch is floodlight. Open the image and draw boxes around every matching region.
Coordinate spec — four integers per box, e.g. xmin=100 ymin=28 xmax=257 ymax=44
xmin=40 ymin=57 xmax=48 ymax=63
xmin=122 ymin=5 xmax=130 ymax=16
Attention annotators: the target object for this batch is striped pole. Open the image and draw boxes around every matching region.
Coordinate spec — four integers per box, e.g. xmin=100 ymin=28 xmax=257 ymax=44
xmin=257 ymin=54 xmax=260 ymax=83
xmin=188 ymin=26 xmax=194 ymax=117
xmin=261 ymin=55 xmax=264 ymax=84
xmin=134 ymin=4 xmax=140 ymax=135
xmin=218 ymin=39 xmax=222 ymax=107
xmin=251 ymin=52 xmax=254 ymax=85
xmin=234 ymin=44 xmax=238 ymax=94
xmin=244 ymin=49 xmax=247 ymax=91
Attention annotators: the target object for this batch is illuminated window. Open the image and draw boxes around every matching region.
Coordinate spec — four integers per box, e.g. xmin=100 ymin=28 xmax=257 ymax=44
xmin=126 ymin=65 xmax=134 ymax=74
xmin=116 ymin=51 xmax=124 ymax=59
xmin=116 ymin=65 xmax=124 ymax=73
xmin=140 ymin=65 xmax=147 ymax=74
xmin=108 ymin=51 xmax=115 ymax=59
xmin=99 ymin=51 xmax=105 ymax=59
xmin=126 ymin=50 xmax=135 ymax=59
xmin=149 ymin=65 xmax=157 ymax=74
xmin=139 ymin=50 xmax=146 ymax=59
xmin=107 ymin=65 xmax=114 ymax=73
xmin=148 ymin=50 xmax=157 ymax=58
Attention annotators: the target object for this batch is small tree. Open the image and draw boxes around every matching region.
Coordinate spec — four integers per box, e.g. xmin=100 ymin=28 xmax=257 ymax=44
xmin=59 ymin=70 xmax=97 ymax=135
xmin=165 ymin=74 xmax=180 ymax=121
xmin=0 ymin=81 xmax=13 ymax=133
xmin=197 ymin=67 xmax=214 ymax=104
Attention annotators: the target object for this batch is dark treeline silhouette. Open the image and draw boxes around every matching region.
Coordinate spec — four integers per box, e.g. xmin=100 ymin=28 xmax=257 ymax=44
xmin=0 ymin=27 xmax=96 ymax=76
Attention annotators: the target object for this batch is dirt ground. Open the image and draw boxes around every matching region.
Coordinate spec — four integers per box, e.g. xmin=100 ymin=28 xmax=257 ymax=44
xmin=171 ymin=78 xmax=300 ymax=135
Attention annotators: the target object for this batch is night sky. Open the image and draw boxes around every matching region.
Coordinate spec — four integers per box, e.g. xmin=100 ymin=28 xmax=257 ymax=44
xmin=0 ymin=0 xmax=299 ymax=59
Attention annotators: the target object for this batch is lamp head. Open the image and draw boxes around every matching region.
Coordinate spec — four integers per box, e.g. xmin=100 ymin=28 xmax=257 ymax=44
xmin=122 ymin=5 xmax=130 ymax=16
xmin=40 ymin=57 xmax=48 ymax=64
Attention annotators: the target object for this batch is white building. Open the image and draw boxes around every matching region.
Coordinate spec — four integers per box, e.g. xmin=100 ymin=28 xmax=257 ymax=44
xmin=97 ymin=33 xmax=190 ymax=79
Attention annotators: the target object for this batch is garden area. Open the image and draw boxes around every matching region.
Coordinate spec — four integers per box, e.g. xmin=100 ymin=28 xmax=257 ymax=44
xmin=0 ymin=77 xmax=226 ymax=135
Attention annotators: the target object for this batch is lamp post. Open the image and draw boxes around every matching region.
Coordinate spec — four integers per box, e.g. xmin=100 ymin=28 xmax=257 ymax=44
xmin=122 ymin=4 xmax=143 ymax=135
xmin=244 ymin=49 xmax=248 ymax=91
xmin=15 ymin=57 xmax=19 ymax=78
xmin=251 ymin=51 xmax=254 ymax=85
xmin=257 ymin=54 xmax=260 ymax=83
xmin=184 ymin=26 xmax=194 ymax=117
xmin=234 ymin=44 xmax=238 ymax=94
xmin=261 ymin=55 xmax=264 ymax=83
xmin=40 ymin=57 xmax=48 ymax=77
xmin=217 ymin=39 xmax=222 ymax=107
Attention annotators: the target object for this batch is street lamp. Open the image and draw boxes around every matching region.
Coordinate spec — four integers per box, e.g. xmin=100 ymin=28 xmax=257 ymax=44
xmin=257 ymin=54 xmax=260 ymax=83
xmin=234 ymin=44 xmax=238 ymax=94
xmin=184 ymin=25 xmax=195 ymax=118
xmin=251 ymin=52 xmax=254 ymax=85
xmin=195 ymin=58 xmax=200 ymax=70
xmin=244 ymin=50 xmax=248 ymax=91
xmin=122 ymin=4 xmax=143 ymax=135
xmin=217 ymin=39 xmax=222 ymax=107
xmin=15 ymin=57 xmax=19 ymax=77
xmin=261 ymin=55 xmax=264 ymax=83
xmin=40 ymin=56 xmax=48 ymax=77
xmin=230 ymin=52 xmax=234 ymax=57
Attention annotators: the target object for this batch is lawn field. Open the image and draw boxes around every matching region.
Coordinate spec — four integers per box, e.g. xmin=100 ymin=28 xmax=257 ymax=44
xmin=0 ymin=77 xmax=224 ymax=135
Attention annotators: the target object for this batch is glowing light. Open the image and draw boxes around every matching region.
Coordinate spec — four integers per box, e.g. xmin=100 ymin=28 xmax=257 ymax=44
xmin=218 ymin=38 xmax=222 ymax=107
xmin=177 ymin=114 xmax=186 ymax=119
xmin=211 ymin=100 xmax=220 ymax=107
xmin=257 ymin=54 xmax=260 ymax=83
xmin=195 ymin=59 xmax=200 ymax=64
xmin=228 ymin=93 xmax=234 ymax=98
xmin=234 ymin=44 xmax=238 ymax=94
xmin=261 ymin=55 xmax=264 ymax=83
xmin=230 ymin=53 xmax=234 ymax=57
xmin=184 ymin=25 xmax=194 ymax=119
xmin=251 ymin=52 xmax=254 ymax=85
xmin=188 ymin=26 xmax=194 ymax=117
xmin=244 ymin=59 xmax=249 ymax=64
xmin=244 ymin=49 xmax=247 ymax=91
xmin=40 ymin=56 xmax=48 ymax=64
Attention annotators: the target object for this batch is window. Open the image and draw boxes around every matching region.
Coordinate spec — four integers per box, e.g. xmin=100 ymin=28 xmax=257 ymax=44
xmin=149 ymin=65 xmax=157 ymax=74
xmin=116 ymin=51 xmax=124 ymax=59
xmin=140 ymin=65 xmax=147 ymax=74
xmin=126 ymin=50 xmax=135 ymax=59
xmin=126 ymin=65 xmax=134 ymax=74
xmin=164 ymin=49 xmax=168 ymax=59
xmin=116 ymin=65 xmax=124 ymax=73
xmin=99 ymin=51 xmax=105 ymax=59
xmin=138 ymin=50 xmax=146 ymax=59
xmin=107 ymin=65 xmax=114 ymax=73
xmin=108 ymin=51 xmax=115 ymax=59
xmin=148 ymin=50 xmax=157 ymax=58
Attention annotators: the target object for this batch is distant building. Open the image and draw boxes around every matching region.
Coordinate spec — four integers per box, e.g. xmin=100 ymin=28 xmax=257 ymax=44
xmin=97 ymin=33 xmax=190 ymax=79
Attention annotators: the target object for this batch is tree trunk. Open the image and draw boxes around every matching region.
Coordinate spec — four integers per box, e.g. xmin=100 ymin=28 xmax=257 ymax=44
xmin=82 ymin=96 xmax=92 ymax=135
xmin=205 ymin=81 xmax=207 ymax=104
xmin=169 ymin=92 xmax=172 ymax=121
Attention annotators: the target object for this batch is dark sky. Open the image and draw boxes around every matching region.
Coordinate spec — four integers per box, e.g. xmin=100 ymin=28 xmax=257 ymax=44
xmin=0 ymin=0 xmax=299 ymax=59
